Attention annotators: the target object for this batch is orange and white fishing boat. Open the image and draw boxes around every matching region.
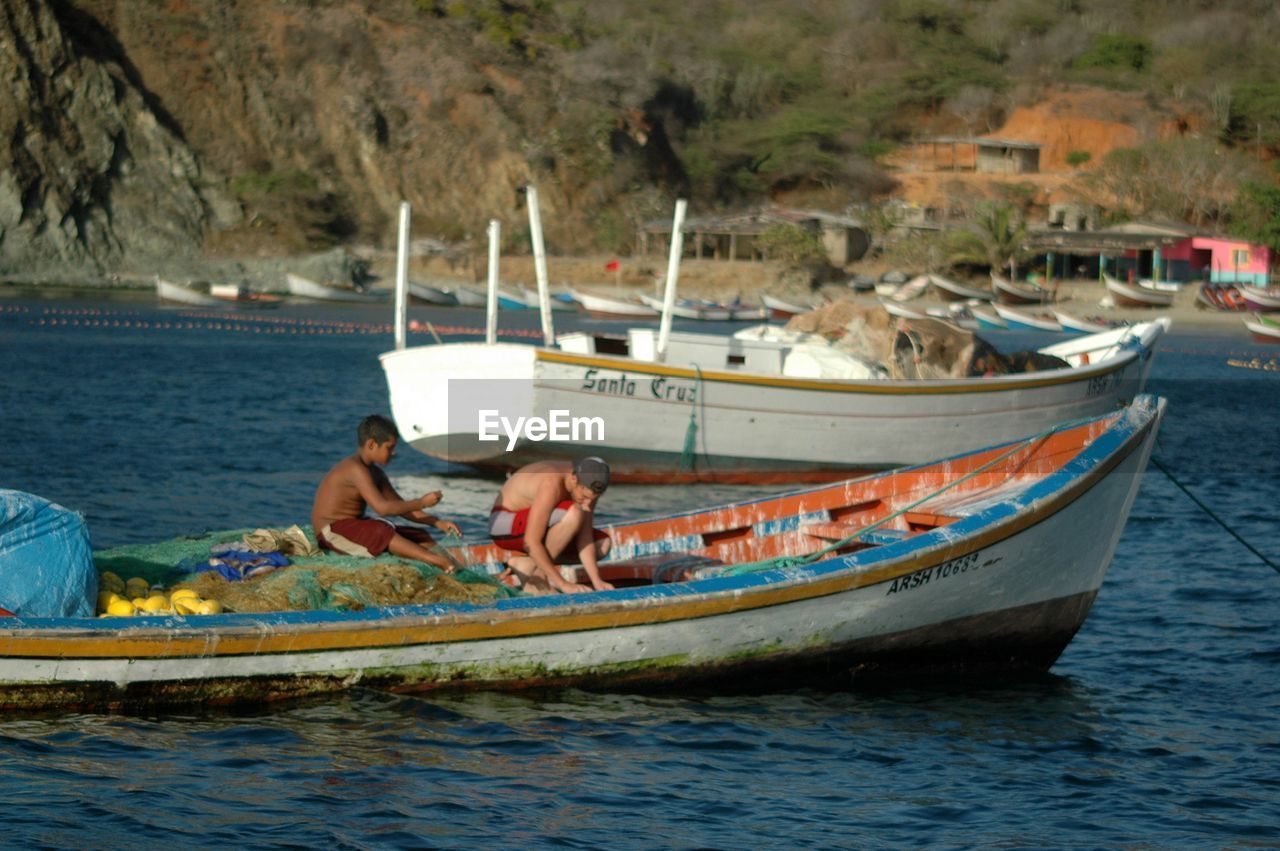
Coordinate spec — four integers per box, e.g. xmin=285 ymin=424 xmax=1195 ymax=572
xmin=0 ymin=396 xmax=1164 ymax=711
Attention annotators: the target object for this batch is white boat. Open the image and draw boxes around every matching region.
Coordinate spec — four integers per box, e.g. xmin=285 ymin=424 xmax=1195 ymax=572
xmin=286 ymin=272 xmax=387 ymax=303
xmin=1239 ymin=284 xmax=1280 ymax=312
xmin=380 ymin=316 xmax=1170 ymax=483
xmin=925 ymin=304 xmax=980 ymax=331
xmin=761 ymin=293 xmax=818 ymax=319
xmin=638 ymin=293 xmax=733 ymax=321
xmin=928 ymin=274 xmax=993 ymax=302
xmin=1103 ymin=274 xmax=1173 ymax=308
xmin=992 ymin=303 xmax=1063 ymax=332
xmin=1052 ymin=309 xmax=1115 ymax=334
xmin=991 ymin=274 xmax=1053 ymax=305
xmin=155 ymin=277 xmax=222 ymax=307
xmin=518 ymin=287 xmax=575 ymax=312
xmin=0 ymin=395 xmax=1164 ymax=710
xmin=881 ymin=299 xmax=929 ymax=320
xmin=407 ymin=281 xmax=458 ymax=306
xmin=970 ymin=306 xmax=1008 ymax=330
xmin=569 ymin=289 xmax=660 ymax=320
xmin=450 ymin=287 xmax=488 ymax=308
xmin=1244 ymin=313 xmax=1280 ymax=343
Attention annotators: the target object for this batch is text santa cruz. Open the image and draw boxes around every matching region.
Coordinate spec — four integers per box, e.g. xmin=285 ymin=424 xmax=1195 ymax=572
xmin=581 ymin=369 xmax=698 ymax=403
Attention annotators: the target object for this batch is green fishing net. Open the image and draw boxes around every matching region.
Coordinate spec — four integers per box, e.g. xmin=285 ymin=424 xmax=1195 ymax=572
xmin=93 ymin=527 xmax=515 ymax=614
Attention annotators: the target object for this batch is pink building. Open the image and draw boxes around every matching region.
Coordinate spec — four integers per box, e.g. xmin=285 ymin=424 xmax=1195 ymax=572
xmin=1186 ymin=236 xmax=1271 ymax=286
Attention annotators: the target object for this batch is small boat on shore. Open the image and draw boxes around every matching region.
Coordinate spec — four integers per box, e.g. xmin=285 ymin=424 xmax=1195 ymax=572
xmin=1239 ymin=284 xmax=1280 ymax=313
xmin=970 ymin=306 xmax=1008 ymax=330
xmin=208 ymin=283 xmax=284 ymax=309
xmin=929 ymin=274 xmax=994 ymax=302
xmin=1244 ymin=313 xmax=1280 ymax=343
xmin=638 ymin=293 xmax=734 ymax=321
xmin=407 ymin=281 xmax=458 ymax=306
xmin=155 ymin=277 xmax=222 ymax=307
xmin=517 ymin=287 xmax=576 ymax=312
xmin=570 ymin=289 xmax=660 ymax=320
xmin=1103 ymin=274 xmax=1173 ymax=308
xmin=881 ymin=299 xmax=929 ymax=321
xmin=286 ymin=272 xmax=387 ymax=303
xmin=991 ymin=274 xmax=1054 ymax=305
xmin=0 ymin=396 xmax=1165 ymax=710
xmin=1051 ymin=308 xmax=1116 ymax=334
xmin=992 ymin=303 xmax=1062 ymax=332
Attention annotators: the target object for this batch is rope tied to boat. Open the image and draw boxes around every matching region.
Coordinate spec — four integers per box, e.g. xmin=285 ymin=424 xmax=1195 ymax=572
xmin=1150 ymin=455 xmax=1280 ymax=575
xmin=720 ymin=414 xmax=1103 ymax=578
xmin=678 ymin=365 xmax=704 ymax=473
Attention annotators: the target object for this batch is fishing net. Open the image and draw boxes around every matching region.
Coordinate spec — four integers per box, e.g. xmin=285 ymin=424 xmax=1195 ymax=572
xmin=93 ymin=527 xmax=514 ymax=614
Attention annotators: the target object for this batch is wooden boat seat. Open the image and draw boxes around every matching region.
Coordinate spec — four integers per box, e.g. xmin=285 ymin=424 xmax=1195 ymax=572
xmin=801 ymin=522 xmax=910 ymax=545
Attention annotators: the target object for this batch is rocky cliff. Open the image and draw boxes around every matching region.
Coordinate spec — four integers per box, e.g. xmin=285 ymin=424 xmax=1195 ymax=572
xmin=0 ymin=0 xmax=675 ymax=279
xmin=0 ymin=0 xmax=239 ymax=276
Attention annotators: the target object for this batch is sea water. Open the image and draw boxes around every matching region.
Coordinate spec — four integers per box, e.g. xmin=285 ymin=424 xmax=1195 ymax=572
xmin=1 ymin=297 xmax=1277 ymax=847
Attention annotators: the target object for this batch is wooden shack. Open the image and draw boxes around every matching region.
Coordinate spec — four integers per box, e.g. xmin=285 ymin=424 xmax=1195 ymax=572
xmin=638 ymin=208 xmax=869 ymax=265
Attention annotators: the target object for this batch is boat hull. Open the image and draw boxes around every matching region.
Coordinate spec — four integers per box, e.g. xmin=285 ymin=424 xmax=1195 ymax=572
xmin=286 ymin=272 xmax=385 ymax=303
xmin=1239 ymin=284 xmax=1280 ymax=312
xmin=1244 ymin=316 xmax=1280 ymax=343
xmin=381 ymin=322 xmax=1168 ymax=483
xmin=1104 ymin=275 xmax=1173 ymax=308
xmin=993 ymin=303 xmax=1062 ymax=331
xmin=992 ymin=275 xmax=1053 ymax=305
xmin=0 ymin=398 xmax=1163 ymax=710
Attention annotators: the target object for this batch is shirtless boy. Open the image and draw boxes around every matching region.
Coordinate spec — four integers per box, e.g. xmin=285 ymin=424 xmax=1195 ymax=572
xmin=312 ymin=415 xmax=462 ymax=572
xmin=489 ymin=457 xmax=614 ymax=594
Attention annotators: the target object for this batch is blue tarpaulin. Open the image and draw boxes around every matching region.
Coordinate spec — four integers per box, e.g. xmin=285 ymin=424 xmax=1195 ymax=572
xmin=0 ymin=489 xmax=96 ymax=618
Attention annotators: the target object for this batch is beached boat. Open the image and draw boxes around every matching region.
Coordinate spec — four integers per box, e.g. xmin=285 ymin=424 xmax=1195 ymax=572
xmin=516 ymin=287 xmax=576 ymax=312
xmin=1244 ymin=313 xmax=1280 ymax=343
xmin=992 ymin=303 xmax=1062 ymax=332
xmin=991 ymin=274 xmax=1054 ymax=305
xmin=155 ymin=277 xmax=222 ymax=307
xmin=638 ymin=293 xmax=734 ymax=321
xmin=760 ymin=293 xmax=815 ymax=319
xmin=924 ymin=305 xmax=979 ymax=331
xmin=0 ymin=395 xmax=1165 ymax=710
xmin=881 ymin=299 xmax=930 ymax=321
xmin=381 ymin=318 xmax=1170 ymax=483
xmin=569 ymin=289 xmax=660 ymax=320
xmin=286 ymin=272 xmax=387 ymax=303
xmin=1103 ymin=274 xmax=1173 ymax=308
xmin=1051 ymin=308 xmax=1115 ymax=334
xmin=208 ymin=283 xmax=284 ymax=310
xmin=407 ymin=281 xmax=459 ymax=306
xmin=1239 ymin=284 xmax=1280 ymax=313
xmin=970 ymin=306 xmax=1008 ymax=331
xmin=929 ymin=274 xmax=994 ymax=302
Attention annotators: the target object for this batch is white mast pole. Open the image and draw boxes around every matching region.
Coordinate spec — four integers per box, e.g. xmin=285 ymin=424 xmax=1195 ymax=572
xmin=656 ymin=198 xmax=687 ymax=360
xmin=394 ymin=201 xmax=410 ymax=351
xmin=526 ymin=185 xmax=555 ymax=346
xmin=486 ymin=219 xmax=500 ymax=344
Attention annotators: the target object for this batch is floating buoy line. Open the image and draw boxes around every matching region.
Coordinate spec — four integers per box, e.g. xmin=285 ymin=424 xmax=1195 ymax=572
xmin=1226 ymin=356 xmax=1280 ymax=372
xmin=1 ymin=304 xmax=543 ymax=340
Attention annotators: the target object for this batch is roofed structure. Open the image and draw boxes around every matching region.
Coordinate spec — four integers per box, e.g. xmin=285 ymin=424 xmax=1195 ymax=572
xmin=638 ymin=208 xmax=869 ymax=265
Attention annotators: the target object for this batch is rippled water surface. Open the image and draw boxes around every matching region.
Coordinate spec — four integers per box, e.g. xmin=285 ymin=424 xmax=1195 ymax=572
xmin=2 ymin=297 xmax=1278 ymax=847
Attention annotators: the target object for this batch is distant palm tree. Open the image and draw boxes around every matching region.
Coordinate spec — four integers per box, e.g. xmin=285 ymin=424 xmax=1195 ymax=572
xmin=948 ymin=203 xmax=1030 ymax=280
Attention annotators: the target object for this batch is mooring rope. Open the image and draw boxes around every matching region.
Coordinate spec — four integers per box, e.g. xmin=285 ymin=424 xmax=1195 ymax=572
xmin=678 ymin=365 xmax=704 ymax=473
xmin=1150 ymin=455 xmax=1280 ymax=575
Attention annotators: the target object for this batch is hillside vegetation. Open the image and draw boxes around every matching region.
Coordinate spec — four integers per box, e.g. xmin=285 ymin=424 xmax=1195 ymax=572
xmin=5 ymin=0 xmax=1280 ymax=276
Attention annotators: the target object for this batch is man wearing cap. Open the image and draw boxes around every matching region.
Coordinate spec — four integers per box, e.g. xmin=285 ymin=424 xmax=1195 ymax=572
xmin=488 ymin=458 xmax=614 ymax=594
